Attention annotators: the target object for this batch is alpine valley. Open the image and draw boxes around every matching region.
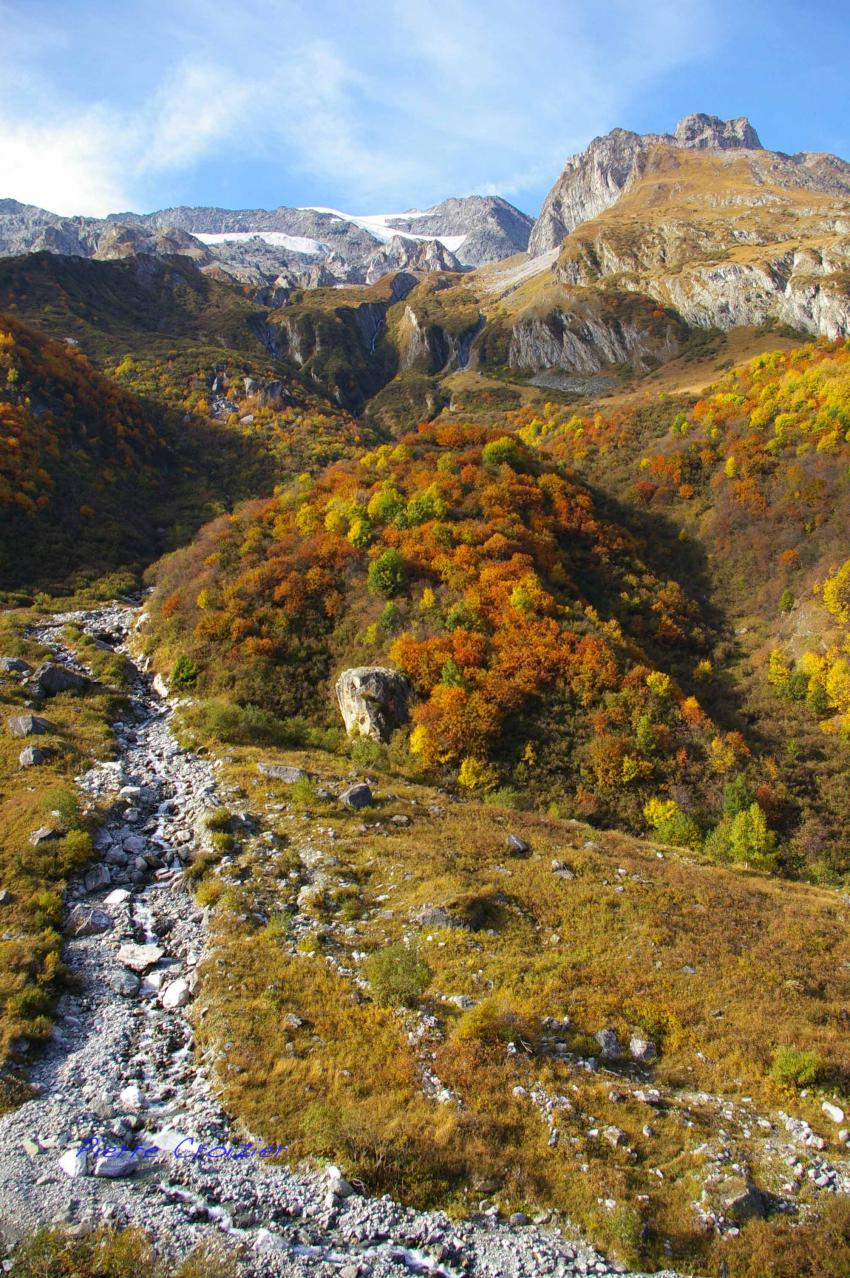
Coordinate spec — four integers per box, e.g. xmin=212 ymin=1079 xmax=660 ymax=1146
xmin=2 ymin=113 xmax=850 ymax=1278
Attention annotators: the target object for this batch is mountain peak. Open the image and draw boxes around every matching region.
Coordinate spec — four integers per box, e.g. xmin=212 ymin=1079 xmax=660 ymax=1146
xmin=674 ymin=112 xmax=762 ymax=150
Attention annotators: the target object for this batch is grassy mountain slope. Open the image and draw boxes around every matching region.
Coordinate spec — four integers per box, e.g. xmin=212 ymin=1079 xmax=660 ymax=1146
xmin=167 ymin=725 xmax=850 ymax=1277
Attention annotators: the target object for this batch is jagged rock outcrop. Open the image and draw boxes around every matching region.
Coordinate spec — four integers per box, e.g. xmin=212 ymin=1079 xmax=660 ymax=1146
xmin=380 ymin=196 xmax=533 ymax=266
xmin=335 ymin=667 xmax=410 ymax=742
xmin=363 ymin=235 xmax=462 ymax=284
xmin=528 ymin=112 xmax=850 ymax=256
xmin=552 ymin=143 xmax=850 ymax=337
xmin=477 ymin=285 xmax=688 ymax=376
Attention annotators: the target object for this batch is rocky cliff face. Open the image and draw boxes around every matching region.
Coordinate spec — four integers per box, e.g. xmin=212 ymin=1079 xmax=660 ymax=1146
xmin=551 ymin=143 xmax=850 ymax=338
xmin=527 ymin=112 xmax=850 ymax=256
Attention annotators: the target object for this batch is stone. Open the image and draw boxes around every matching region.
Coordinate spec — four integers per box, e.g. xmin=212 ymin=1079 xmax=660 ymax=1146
xmin=152 ymin=673 xmax=169 ymax=698
xmin=161 ymin=977 xmax=190 ymax=1009
xmin=335 ymin=667 xmax=409 ymax=743
xmin=22 ymin=1136 xmax=43 ymax=1157
xmin=58 ymin=1147 xmax=89 ymax=1178
xmin=509 ymin=1212 xmax=530 ymax=1226
xmin=7 ymin=713 xmax=51 ymax=738
xmin=19 ymin=745 xmax=49 ymax=768
xmin=257 ymin=762 xmax=307 ymax=783
xmin=67 ymin=906 xmax=112 ymax=936
xmin=0 ymin=889 xmax=14 ymax=905
xmin=0 ymin=656 xmax=31 ymax=674
xmin=595 ymin=1027 xmax=620 ymax=1060
xmin=324 ymin=1164 xmax=356 ymax=1198
xmin=709 ymin=1175 xmax=766 ymax=1224
xmin=104 ymin=888 xmax=131 ymax=906
xmin=602 ymin=1125 xmax=628 ymax=1148
xmin=84 ymin=864 xmax=111 ymax=893
xmin=629 ymin=1034 xmax=658 ymax=1064
xmin=506 ymin=833 xmax=530 ymax=856
xmin=117 ymin=943 xmax=163 ymax=971
xmin=94 ymin=1150 xmax=138 ymax=1178
xmin=822 ymin=1101 xmax=845 ymax=1124
xmin=30 ymin=825 xmax=59 ymax=846
xmin=339 ymin=782 xmax=374 ymax=810
xmin=110 ymin=970 xmax=140 ymax=997
xmin=29 ymin=662 xmax=89 ymax=697
xmin=119 ymin=1084 xmax=145 ymax=1110
xmin=416 ymin=905 xmax=465 ymax=930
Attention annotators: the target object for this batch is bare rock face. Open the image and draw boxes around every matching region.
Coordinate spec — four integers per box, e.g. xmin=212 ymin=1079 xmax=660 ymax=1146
xmin=335 ymin=667 xmax=409 ymax=743
xmin=674 ymin=113 xmax=761 ymax=150
xmin=529 ymin=113 xmax=766 ymax=255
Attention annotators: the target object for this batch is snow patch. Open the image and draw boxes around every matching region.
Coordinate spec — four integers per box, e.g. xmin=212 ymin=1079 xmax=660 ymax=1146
xmin=194 ymin=231 xmax=327 ymax=256
xmin=303 ymin=207 xmax=467 ymax=254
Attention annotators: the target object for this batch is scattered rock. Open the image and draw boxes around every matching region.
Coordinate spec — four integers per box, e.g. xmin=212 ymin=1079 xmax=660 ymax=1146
xmin=19 ymin=745 xmax=50 ymax=768
xmin=30 ymin=825 xmax=59 ymax=846
xmin=83 ymin=864 xmax=112 ymax=893
xmin=119 ymin=1084 xmax=145 ymax=1110
xmin=161 ymin=978 xmax=190 ymax=1009
xmin=117 ymin=943 xmax=163 ymax=972
xmin=28 ymin=662 xmax=89 ymax=697
xmin=708 ymin=1175 xmax=766 ymax=1224
xmin=58 ymin=1147 xmax=89 ymax=1178
xmin=66 ymin=906 xmax=112 ymax=937
xmin=324 ymin=1164 xmax=356 ymax=1199
xmin=0 ymin=656 xmax=32 ymax=674
xmin=257 ymin=763 xmax=307 ymax=783
xmin=152 ymin=673 xmax=169 ymax=698
xmin=822 ymin=1101 xmax=845 ymax=1124
xmin=104 ymin=888 xmax=131 ymax=906
xmin=595 ymin=1027 xmax=621 ymax=1060
xmin=110 ymin=970 xmax=141 ymax=997
xmin=629 ymin=1034 xmax=658 ymax=1064
xmin=339 ymin=782 xmax=374 ymax=810
xmin=93 ymin=1151 xmax=139 ymax=1178
xmin=335 ymin=667 xmax=409 ymax=743
xmin=506 ymin=833 xmax=530 ymax=857
xmin=0 ymin=889 xmax=14 ymax=906
xmin=7 ymin=713 xmax=52 ymax=738
xmin=602 ymin=1125 xmax=628 ymax=1148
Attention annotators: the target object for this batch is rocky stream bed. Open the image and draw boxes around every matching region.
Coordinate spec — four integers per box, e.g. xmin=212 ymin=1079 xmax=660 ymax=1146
xmin=0 ymin=605 xmax=693 ymax=1278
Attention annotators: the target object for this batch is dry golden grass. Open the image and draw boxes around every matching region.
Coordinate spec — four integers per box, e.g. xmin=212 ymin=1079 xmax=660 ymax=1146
xmin=0 ymin=608 xmax=121 ymax=1088
xmin=187 ymin=734 xmax=850 ymax=1270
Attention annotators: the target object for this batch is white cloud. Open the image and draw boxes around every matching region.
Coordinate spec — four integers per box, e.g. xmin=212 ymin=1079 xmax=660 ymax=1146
xmin=0 ymin=0 xmax=713 ymax=215
xmin=0 ymin=110 xmax=131 ymax=216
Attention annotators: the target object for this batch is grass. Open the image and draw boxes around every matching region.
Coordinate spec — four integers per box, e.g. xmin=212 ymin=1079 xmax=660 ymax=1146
xmin=183 ymin=733 xmax=850 ymax=1272
xmin=0 ymin=606 xmax=123 ymax=1099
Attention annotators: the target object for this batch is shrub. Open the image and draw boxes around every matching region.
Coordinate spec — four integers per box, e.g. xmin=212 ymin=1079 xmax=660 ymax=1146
xmin=204 ymin=807 xmax=233 ymax=832
xmin=481 ymin=435 xmax=522 ymax=468
xmin=706 ymin=803 xmax=778 ymax=870
xmin=769 ymin=1045 xmax=826 ymax=1088
xmin=39 ymin=785 xmax=79 ymax=830
xmin=367 ymin=548 xmax=406 ymax=598
xmin=171 ymin=654 xmax=199 ymax=689
xmin=451 ymin=996 xmax=536 ymax=1050
xmin=363 ymin=942 xmax=431 ymax=1007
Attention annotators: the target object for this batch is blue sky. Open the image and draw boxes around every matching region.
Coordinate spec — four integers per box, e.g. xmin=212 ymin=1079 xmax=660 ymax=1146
xmin=1 ymin=0 xmax=848 ymax=218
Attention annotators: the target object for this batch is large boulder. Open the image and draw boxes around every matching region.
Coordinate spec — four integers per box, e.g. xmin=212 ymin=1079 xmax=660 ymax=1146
xmin=0 ymin=657 xmax=31 ymax=675
xmin=28 ymin=663 xmax=88 ymax=697
xmin=335 ymin=667 xmax=409 ymax=743
xmin=7 ymin=714 xmax=52 ymax=738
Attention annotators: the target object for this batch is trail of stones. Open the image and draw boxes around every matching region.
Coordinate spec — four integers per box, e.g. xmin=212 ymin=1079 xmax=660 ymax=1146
xmin=0 ymin=605 xmax=689 ymax=1278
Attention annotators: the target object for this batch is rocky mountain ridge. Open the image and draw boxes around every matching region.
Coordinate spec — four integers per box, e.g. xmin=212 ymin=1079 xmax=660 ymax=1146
xmin=528 ymin=112 xmax=850 ymax=255
xmin=0 ymin=194 xmax=531 ymax=293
